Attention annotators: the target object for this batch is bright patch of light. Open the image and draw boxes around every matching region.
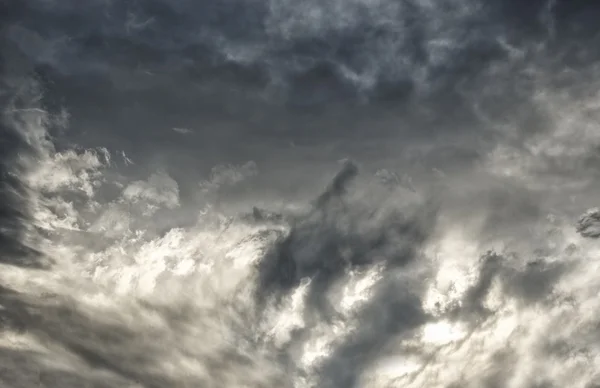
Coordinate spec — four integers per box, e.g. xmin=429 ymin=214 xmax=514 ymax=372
xmin=266 ymin=278 xmax=310 ymax=347
xmin=339 ymin=264 xmax=383 ymax=311
xmin=421 ymin=320 xmax=467 ymax=345
xmin=423 ymin=228 xmax=480 ymax=313
xmin=301 ymin=322 xmax=348 ymax=368
xmin=363 ymin=355 xmax=422 ymax=386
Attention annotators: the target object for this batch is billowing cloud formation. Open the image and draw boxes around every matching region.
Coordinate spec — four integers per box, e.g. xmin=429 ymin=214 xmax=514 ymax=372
xmin=577 ymin=208 xmax=600 ymax=238
xmin=3 ymin=0 xmax=600 ymax=388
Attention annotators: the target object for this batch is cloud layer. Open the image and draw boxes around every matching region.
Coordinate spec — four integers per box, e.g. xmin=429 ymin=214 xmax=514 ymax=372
xmin=3 ymin=1 xmax=600 ymax=387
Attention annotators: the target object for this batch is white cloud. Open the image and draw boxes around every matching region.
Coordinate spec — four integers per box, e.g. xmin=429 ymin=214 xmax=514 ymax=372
xmin=27 ymin=149 xmax=106 ymax=197
xmin=199 ymin=161 xmax=258 ymax=192
xmin=122 ymin=171 xmax=180 ymax=213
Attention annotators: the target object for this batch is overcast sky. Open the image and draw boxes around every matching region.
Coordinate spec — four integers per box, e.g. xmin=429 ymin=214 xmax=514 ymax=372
xmin=2 ymin=1 xmax=600 ymax=387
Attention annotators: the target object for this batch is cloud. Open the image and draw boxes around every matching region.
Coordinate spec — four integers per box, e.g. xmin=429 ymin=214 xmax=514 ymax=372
xmin=5 ymin=1 xmax=600 ymax=388
xmin=122 ymin=171 xmax=180 ymax=213
xmin=255 ymin=161 xmax=435 ymax=306
xmin=5 ymin=0 xmax=556 ymax=105
xmin=200 ymin=161 xmax=258 ymax=191
xmin=27 ymin=149 xmax=106 ymax=197
xmin=576 ymin=208 xmax=600 ymax=238
xmin=171 ymin=127 xmax=193 ymax=135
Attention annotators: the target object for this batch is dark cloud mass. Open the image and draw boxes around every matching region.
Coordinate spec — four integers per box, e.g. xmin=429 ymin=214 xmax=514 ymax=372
xmin=2 ymin=0 xmax=600 ymax=387
xmin=577 ymin=208 xmax=600 ymax=238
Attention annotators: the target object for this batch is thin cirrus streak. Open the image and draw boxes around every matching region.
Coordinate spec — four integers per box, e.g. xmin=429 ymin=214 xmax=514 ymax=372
xmin=2 ymin=0 xmax=600 ymax=387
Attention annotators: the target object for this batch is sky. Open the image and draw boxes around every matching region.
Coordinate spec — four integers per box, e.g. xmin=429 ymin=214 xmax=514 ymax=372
xmin=2 ymin=0 xmax=600 ymax=387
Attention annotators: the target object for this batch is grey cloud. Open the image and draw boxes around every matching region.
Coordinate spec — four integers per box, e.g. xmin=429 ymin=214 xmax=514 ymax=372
xmin=122 ymin=171 xmax=180 ymax=211
xmin=251 ymin=161 xmax=438 ymax=386
xmin=5 ymin=0 xmax=558 ymax=106
xmin=316 ymin=280 xmax=428 ymax=388
xmin=502 ymin=259 xmax=571 ymax=304
xmin=255 ymin=161 xmax=436 ymax=309
xmin=445 ymin=250 xmax=572 ymax=332
xmin=0 ymin=272 xmax=292 ymax=388
xmin=9 ymin=0 xmax=597 ymax=196
xmin=576 ymin=208 xmax=600 ymax=238
xmin=200 ymin=161 xmax=258 ymax=192
xmin=0 ymin=58 xmax=50 ymax=269
xmin=459 ymin=251 xmax=504 ymax=318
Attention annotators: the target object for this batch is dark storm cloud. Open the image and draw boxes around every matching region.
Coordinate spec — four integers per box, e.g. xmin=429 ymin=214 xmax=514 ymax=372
xmin=255 ymin=161 xmax=436 ymax=310
xmin=6 ymin=0 xmax=501 ymax=95
xmin=6 ymin=0 xmax=596 ymax=193
xmin=4 ymin=0 xmax=563 ymax=107
xmin=6 ymin=0 xmax=591 ymax=110
xmin=576 ymin=208 xmax=600 ymax=238
xmin=4 ymin=0 xmax=598 ymax=149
